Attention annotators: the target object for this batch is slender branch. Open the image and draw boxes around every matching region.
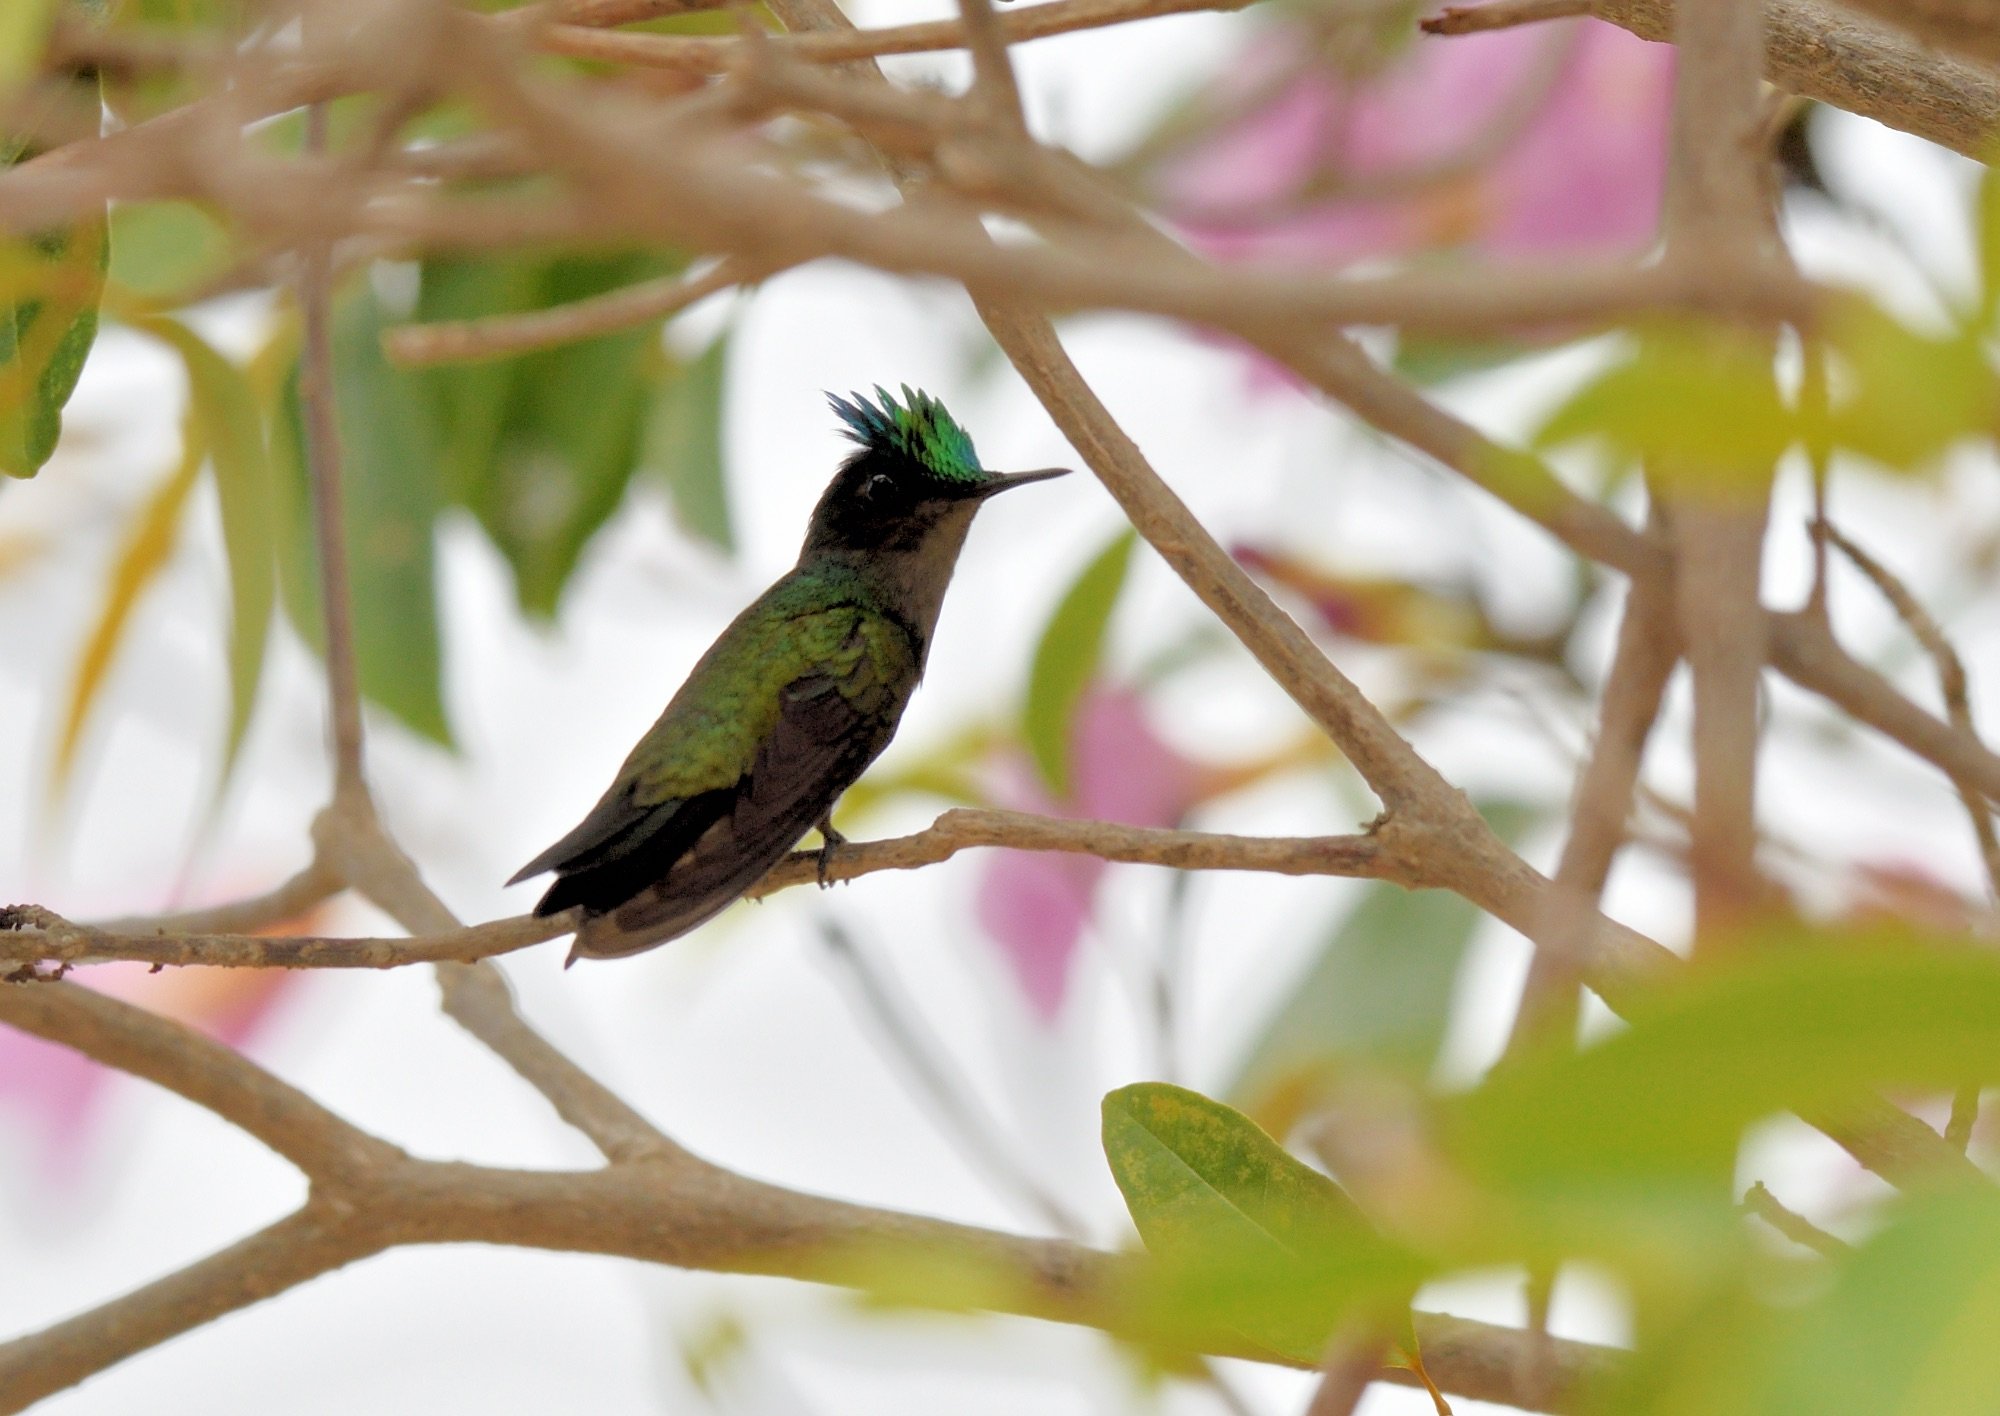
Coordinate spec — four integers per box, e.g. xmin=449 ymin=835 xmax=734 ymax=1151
xmin=0 ymin=907 xmax=569 ymax=970
xmin=1421 ymin=0 xmax=1590 ymax=35
xmin=298 ymin=102 xmax=368 ymax=806
xmin=1819 ymin=525 xmax=2000 ymax=900
xmin=1821 ymin=522 xmax=2000 ymax=1151
xmin=818 ymin=920 xmax=1086 ymax=1235
xmin=0 ymin=982 xmax=398 ymax=1182
xmin=84 ymin=857 xmax=342 ymax=936
xmin=381 ymin=256 xmax=765 ymax=366
xmin=0 ymin=1206 xmax=380 ymax=1415
xmin=1505 ymin=550 xmax=1678 ymax=1059
xmin=536 ymin=0 xmax=1254 ymax=73
xmin=1741 ymin=1181 xmax=1849 ymax=1258
xmin=1662 ymin=0 xmax=1775 ymax=945
xmin=0 ymin=813 xmax=1397 ymax=970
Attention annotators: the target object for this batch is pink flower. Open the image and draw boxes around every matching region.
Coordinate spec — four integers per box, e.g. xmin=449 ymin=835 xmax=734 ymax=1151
xmin=976 ymin=689 xmax=1202 ymax=1021
xmin=1162 ymin=19 xmax=1675 ymax=268
xmin=0 ymin=902 xmax=314 ymax=1185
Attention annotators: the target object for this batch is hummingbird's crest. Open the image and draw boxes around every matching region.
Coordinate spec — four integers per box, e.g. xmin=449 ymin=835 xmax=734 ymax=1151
xmin=826 ymin=385 xmax=982 ymax=485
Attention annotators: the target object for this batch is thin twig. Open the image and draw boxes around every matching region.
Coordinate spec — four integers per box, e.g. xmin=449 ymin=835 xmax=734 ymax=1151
xmin=818 ymin=919 xmax=1087 ymax=1235
xmin=381 ymin=256 xmax=766 ymax=365
xmin=1421 ymin=0 xmax=1589 ymax=36
xmin=0 ymin=813 xmax=1397 ymax=970
xmin=1821 ymin=521 xmax=2000 ymax=1151
xmin=537 ymin=0 xmax=1254 ymax=73
xmin=1741 ymin=1181 xmax=1849 ymax=1258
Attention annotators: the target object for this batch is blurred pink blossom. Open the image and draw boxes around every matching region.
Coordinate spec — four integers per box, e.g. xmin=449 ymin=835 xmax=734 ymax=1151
xmin=0 ymin=903 xmax=312 ymax=1183
xmin=976 ymin=689 xmax=1202 ymax=1022
xmin=1163 ymin=19 xmax=1675 ymax=268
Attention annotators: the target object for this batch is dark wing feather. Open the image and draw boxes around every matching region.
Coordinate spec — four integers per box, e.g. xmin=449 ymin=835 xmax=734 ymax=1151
xmin=572 ymin=659 xmax=904 ymax=958
xmin=518 ymin=786 xmax=737 ymax=917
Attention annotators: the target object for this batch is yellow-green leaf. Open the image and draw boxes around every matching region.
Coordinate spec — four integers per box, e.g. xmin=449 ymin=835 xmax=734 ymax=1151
xmin=1535 ymin=322 xmax=1791 ymax=490
xmin=1023 ymin=529 xmax=1135 ymax=795
xmin=51 ymin=414 xmax=206 ymax=789
xmin=644 ymin=331 xmax=733 ymax=552
xmin=1101 ymin=1082 xmax=1425 ymax=1365
xmin=0 ymin=0 xmax=57 ymax=92
xmin=108 ymin=200 xmax=232 ymax=302
xmin=132 ymin=316 xmax=275 ymax=778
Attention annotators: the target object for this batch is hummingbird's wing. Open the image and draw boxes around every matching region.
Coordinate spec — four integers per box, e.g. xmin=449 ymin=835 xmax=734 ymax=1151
xmin=569 ymin=667 xmax=897 ymax=956
xmin=514 ymin=601 xmax=919 ymax=957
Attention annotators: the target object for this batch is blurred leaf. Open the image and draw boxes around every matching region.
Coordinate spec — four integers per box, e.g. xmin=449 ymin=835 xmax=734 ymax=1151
xmin=1023 ymin=529 xmax=1136 ymax=795
xmin=1393 ymin=333 xmax=1534 ymax=386
xmin=0 ymin=225 xmax=107 ymax=478
xmin=0 ymin=53 xmax=106 ymax=480
xmin=108 ymin=200 xmax=232 ymax=301
xmin=1444 ymin=934 xmax=2000 ymax=1201
xmin=52 ymin=413 xmax=206 ymax=788
xmin=643 ymin=331 xmax=732 ymax=551
xmin=134 ymin=316 xmax=275 ymax=780
xmin=1825 ymin=303 xmax=1996 ymax=474
xmin=1232 ymin=893 xmax=1476 ymax=1134
xmin=0 ymin=0 xmax=56 ymax=90
xmin=1232 ymin=803 xmax=1537 ymax=1135
xmin=1535 ymin=322 xmax=1790 ymax=488
xmin=416 ymin=250 xmax=683 ymax=617
xmin=1979 ymin=159 xmax=2000 ymax=324
xmin=273 ymin=286 xmax=450 ymax=744
xmin=1101 ymin=1081 xmax=1425 ymax=1365
xmin=1606 ymin=1188 xmax=2000 ymax=1416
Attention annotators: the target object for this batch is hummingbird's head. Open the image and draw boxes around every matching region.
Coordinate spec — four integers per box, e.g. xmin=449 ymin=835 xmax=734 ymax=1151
xmin=806 ymin=386 xmax=1069 ymax=555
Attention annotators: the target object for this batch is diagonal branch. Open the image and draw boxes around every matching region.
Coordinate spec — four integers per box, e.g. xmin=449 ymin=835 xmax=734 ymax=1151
xmin=0 ymin=982 xmax=398 ymax=1182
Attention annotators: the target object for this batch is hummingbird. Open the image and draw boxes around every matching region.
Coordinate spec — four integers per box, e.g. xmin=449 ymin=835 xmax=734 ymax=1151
xmin=510 ymin=386 xmax=1070 ymax=962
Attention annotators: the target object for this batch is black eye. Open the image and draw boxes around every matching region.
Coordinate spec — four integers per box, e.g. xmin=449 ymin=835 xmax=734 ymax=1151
xmin=864 ymin=474 xmax=894 ymax=499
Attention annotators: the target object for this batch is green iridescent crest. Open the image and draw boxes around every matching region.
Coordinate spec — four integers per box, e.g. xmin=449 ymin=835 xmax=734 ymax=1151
xmin=827 ymin=385 xmax=983 ymax=485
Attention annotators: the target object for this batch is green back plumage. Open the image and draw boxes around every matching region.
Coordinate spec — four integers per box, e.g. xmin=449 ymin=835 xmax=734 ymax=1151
xmin=827 ymin=385 xmax=982 ymax=485
xmin=619 ymin=568 xmax=917 ymax=803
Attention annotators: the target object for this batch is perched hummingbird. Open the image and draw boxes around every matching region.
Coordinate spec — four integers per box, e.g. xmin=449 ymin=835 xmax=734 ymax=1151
xmin=510 ymin=386 xmax=1070 ymax=962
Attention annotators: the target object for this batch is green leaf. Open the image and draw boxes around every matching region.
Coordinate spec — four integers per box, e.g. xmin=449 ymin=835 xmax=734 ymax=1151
xmin=1101 ymin=1081 xmax=1425 ymax=1364
xmin=108 ymin=200 xmax=232 ymax=301
xmin=643 ymin=331 xmax=733 ymax=551
xmin=0 ymin=227 xmax=108 ymax=478
xmin=135 ymin=316 xmax=276 ymax=779
xmin=273 ymin=286 xmax=451 ymax=744
xmin=1825 ymin=303 xmax=1996 ymax=475
xmin=1231 ymin=887 xmax=1484 ymax=1132
xmin=1606 ymin=1189 xmax=2000 ymax=1416
xmin=1751 ymin=1190 xmax=2000 ymax=1415
xmin=1978 ymin=159 xmax=2000 ymax=324
xmin=416 ymin=250 xmax=683 ymax=617
xmin=1535 ymin=322 xmax=1791 ymax=489
xmin=1444 ymin=934 xmax=2000 ymax=1201
xmin=1023 ymin=529 xmax=1136 ymax=795
xmin=0 ymin=0 xmax=57 ymax=91
xmin=1231 ymin=802 xmax=1539 ymax=1134
xmin=0 ymin=58 xmax=106 ymax=479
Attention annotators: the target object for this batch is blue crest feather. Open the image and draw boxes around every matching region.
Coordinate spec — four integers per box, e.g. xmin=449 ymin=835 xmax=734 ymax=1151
xmin=825 ymin=385 xmax=982 ymax=484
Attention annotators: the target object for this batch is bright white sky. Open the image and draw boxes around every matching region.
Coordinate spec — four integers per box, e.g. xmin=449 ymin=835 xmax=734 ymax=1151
xmin=0 ymin=9 xmax=1990 ymax=1415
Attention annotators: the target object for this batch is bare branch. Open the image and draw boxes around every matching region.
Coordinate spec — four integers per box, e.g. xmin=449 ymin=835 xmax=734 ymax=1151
xmin=536 ymin=0 xmax=1254 ymax=73
xmin=0 ymin=812 xmax=1398 ymax=970
xmin=1590 ymin=0 xmax=2000 ymax=160
xmin=0 ymin=983 xmax=397 ymax=1182
xmin=1741 ymin=1180 xmax=1849 ymax=1258
xmin=381 ymin=256 xmax=766 ymax=366
xmin=1422 ymin=0 xmax=1590 ymax=35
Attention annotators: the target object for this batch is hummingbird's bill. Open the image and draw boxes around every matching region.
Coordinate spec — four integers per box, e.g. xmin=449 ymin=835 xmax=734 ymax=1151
xmin=974 ymin=466 xmax=1072 ymax=497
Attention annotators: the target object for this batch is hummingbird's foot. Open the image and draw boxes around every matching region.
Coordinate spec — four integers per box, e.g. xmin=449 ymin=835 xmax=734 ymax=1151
xmin=815 ymin=819 xmax=848 ymax=889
